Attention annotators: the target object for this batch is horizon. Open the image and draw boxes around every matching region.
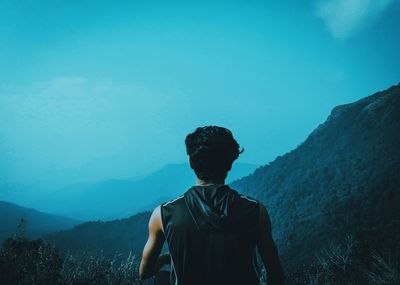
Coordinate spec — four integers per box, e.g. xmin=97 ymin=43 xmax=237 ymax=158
xmin=1 ymin=1 xmax=399 ymax=197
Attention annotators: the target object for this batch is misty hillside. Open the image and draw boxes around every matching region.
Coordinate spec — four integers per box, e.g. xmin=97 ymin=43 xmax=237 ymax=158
xmin=231 ymin=83 xmax=400 ymax=271
xmin=36 ymin=163 xmax=258 ymax=221
xmin=45 ymin=84 xmax=399 ymax=274
xmin=0 ymin=201 xmax=80 ymax=243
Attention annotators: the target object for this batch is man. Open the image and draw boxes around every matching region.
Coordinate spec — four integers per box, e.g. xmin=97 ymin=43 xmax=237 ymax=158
xmin=139 ymin=126 xmax=285 ymax=285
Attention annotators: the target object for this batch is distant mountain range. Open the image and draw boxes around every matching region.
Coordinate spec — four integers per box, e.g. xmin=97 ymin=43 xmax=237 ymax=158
xmin=35 ymin=162 xmax=258 ymax=221
xmin=0 ymin=201 xmax=80 ymax=243
xmin=39 ymin=84 xmax=400 ymax=276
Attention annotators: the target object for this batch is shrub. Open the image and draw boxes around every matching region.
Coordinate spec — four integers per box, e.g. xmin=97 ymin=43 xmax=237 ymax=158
xmin=0 ymin=237 xmax=144 ymax=285
xmin=0 ymin=237 xmax=63 ymax=285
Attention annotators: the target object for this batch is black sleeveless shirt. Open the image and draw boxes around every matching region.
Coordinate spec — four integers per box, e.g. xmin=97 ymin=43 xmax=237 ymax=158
xmin=161 ymin=184 xmax=260 ymax=285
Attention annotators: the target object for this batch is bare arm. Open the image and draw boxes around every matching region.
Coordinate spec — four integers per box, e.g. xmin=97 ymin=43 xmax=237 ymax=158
xmin=257 ymin=203 xmax=285 ymax=285
xmin=139 ymin=206 xmax=168 ymax=279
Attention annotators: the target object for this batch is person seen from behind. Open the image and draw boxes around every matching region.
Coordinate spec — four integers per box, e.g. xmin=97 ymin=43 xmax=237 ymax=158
xmin=139 ymin=126 xmax=285 ymax=285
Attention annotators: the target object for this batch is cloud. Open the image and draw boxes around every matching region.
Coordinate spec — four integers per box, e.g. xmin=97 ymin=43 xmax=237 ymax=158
xmin=316 ymin=0 xmax=393 ymax=39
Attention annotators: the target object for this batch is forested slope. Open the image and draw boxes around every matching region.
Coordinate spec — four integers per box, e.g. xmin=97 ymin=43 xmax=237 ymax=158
xmin=231 ymin=83 xmax=400 ymax=272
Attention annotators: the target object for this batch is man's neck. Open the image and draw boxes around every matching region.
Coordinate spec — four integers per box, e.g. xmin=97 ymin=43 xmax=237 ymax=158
xmin=196 ymin=177 xmax=225 ymax=186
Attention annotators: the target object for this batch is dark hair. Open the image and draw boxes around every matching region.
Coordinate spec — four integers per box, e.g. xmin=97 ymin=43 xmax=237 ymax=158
xmin=185 ymin=126 xmax=244 ymax=182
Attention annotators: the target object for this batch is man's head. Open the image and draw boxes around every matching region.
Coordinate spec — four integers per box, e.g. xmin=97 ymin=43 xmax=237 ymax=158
xmin=185 ymin=126 xmax=244 ymax=182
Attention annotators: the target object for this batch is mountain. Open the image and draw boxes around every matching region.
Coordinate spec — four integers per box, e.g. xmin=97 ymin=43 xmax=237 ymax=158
xmin=44 ymin=84 xmax=400 ymax=276
xmin=231 ymin=83 xmax=400 ymax=272
xmin=35 ymin=163 xmax=258 ymax=221
xmin=0 ymin=201 xmax=80 ymax=243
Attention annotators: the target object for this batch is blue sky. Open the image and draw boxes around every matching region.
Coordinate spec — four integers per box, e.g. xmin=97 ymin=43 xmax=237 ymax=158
xmin=0 ymin=0 xmax=399 ymax=189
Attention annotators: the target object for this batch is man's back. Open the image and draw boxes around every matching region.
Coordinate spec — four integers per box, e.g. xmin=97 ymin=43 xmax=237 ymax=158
xmin=161 ymin=184 xmax=260 ymax=285
xmin=139 ymin=126 xmax=284 ymax=284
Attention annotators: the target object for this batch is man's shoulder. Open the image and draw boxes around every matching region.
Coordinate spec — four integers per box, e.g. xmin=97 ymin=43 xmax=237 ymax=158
xmin=161 ymin=195 xmax=185 ymax=208
xmin=229 ymin=187 xmax=259 ymax=205
xmin=237 ymin=193 xmax=259 ymax=204
xmin=162 ymin=186 xmax=198 ymax=208
xmin=160 ymin=194 xmax=189 ymax=231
